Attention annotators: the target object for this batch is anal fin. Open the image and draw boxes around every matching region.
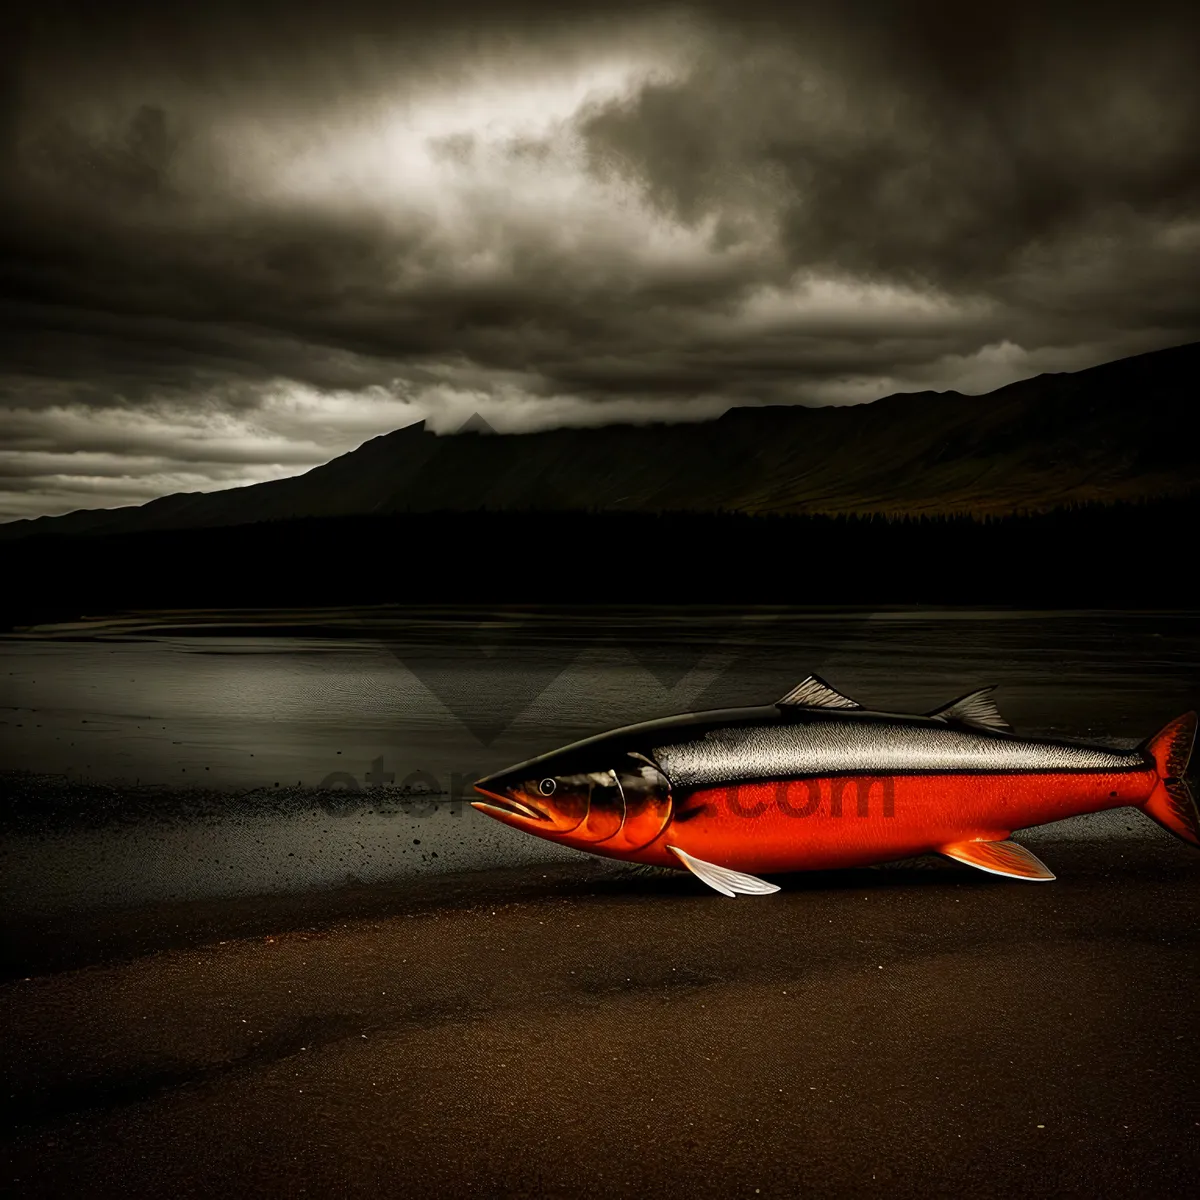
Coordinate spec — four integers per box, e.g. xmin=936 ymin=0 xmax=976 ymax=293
xmin=667 ymin=846 xmax=781 ymax=897
xmin=939 ymin=838 xmax=1056 ymax=881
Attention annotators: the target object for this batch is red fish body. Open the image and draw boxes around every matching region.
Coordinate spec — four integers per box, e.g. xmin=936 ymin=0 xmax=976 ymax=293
xmin=474 ymin=676 xmax=1198 ymax=894
xmin=636 ymin=769 xmax=1155 ymax=876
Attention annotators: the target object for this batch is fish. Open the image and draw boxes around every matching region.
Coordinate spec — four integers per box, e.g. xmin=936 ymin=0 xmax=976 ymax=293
xmin=472 ymin=675 xmax=1198 ymax=896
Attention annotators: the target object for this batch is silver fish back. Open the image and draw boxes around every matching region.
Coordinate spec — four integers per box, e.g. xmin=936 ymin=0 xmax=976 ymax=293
xmin=651 ymin=717 xmax=1140 ymax=787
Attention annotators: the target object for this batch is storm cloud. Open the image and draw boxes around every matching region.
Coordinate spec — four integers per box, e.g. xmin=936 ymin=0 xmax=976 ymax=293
xmin=3 ymin=0 xmax=1198 ymax=518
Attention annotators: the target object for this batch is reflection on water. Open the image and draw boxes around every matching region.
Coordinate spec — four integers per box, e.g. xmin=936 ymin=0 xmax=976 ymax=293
xmin=2 ymin=608 xmax=1197 ymax=913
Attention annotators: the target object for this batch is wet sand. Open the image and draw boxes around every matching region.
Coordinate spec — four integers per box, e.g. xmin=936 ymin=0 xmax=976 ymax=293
xmin=4 ymin=837 xmax=1198 ymax=1199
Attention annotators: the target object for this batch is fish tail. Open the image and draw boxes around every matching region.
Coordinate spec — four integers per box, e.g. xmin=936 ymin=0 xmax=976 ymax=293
xmin=1139 ymin=712 xmax=1199 ymax=846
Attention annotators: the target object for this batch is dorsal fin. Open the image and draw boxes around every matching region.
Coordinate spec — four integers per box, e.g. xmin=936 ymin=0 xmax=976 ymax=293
xmin=929 ymin=686 xmax=1013 ymax=733
xmin=777 ymin=675 xmax=861 ymax=710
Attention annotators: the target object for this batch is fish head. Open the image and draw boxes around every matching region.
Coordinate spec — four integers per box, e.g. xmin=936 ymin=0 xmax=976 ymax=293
xmin=473 ymin=750 xmax=672 ymax=853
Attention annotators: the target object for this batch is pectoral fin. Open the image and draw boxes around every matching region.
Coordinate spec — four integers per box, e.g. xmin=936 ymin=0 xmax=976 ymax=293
xmin=667 ymin=846 xmax=781 ymax=897
xmin=939 ymin=838 xmax=1056 ymax=881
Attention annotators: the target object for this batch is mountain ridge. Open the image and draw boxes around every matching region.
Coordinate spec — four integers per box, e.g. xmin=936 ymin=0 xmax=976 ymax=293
xmin=2 ymin=340 xmax=1196 ymax=539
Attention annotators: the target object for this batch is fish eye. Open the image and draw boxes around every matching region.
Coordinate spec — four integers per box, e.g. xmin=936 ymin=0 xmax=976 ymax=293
xmin=538 ymin=778 xmax=557 ymax=796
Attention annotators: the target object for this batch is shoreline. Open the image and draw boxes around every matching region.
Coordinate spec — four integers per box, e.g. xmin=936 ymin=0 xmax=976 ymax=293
xmin=5 ymin=602 xmax=1200 ymax=641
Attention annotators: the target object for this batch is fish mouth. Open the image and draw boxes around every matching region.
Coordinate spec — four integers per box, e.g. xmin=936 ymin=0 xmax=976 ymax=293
xmin=471 ymin=784 xmax=548 ymax=821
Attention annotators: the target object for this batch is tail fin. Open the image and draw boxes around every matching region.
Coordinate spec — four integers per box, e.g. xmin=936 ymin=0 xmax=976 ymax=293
xmin=1140 ymin=713 xmax=1199 ymax=846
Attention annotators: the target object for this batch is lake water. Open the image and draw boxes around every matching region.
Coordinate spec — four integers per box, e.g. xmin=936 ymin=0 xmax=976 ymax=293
xmin=2 ymin=607 xmax=1197 ymax=915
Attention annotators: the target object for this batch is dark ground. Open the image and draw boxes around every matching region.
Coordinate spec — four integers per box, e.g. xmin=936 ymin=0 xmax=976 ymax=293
xmin=3 ymin=836 xmax=1197 ymax=1199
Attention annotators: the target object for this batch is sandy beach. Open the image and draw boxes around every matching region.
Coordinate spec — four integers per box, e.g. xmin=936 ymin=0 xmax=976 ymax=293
xmin=4 ymin=836 xmax=1198 ymax=1199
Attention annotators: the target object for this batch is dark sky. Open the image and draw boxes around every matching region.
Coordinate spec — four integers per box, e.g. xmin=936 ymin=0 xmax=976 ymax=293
xmin=3 ymin=1 xmax=1199 ymax=519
